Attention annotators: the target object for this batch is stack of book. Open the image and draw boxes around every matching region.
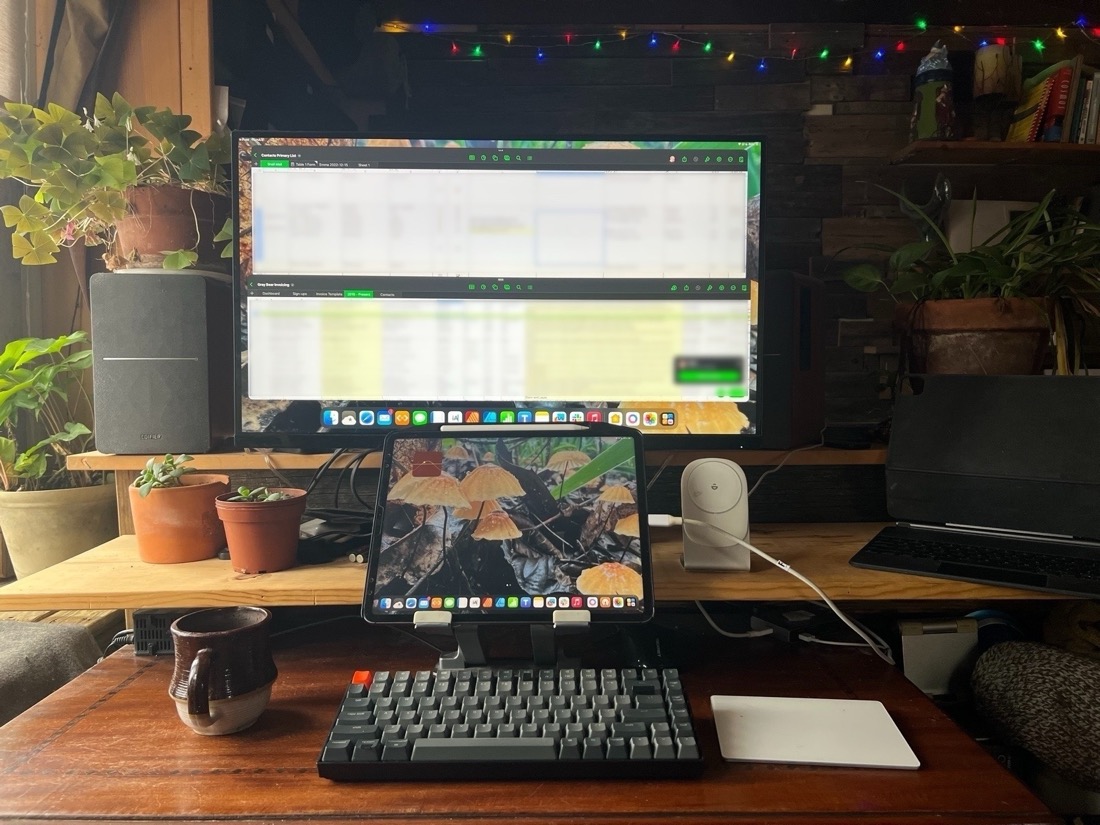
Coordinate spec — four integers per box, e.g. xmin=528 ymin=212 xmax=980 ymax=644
xmin=1005 ymin=55 xmax=1100 ymax=144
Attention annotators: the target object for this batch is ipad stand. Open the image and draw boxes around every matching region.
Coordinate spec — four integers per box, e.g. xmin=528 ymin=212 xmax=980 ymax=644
xmin=414 ymin=609 xmax=591 ymax=670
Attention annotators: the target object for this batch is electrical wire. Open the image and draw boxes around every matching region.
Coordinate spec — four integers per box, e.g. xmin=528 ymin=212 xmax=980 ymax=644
xmin=652 ymin=514 xmax=894 ymax=665
xmin=306 ymin=448 xmax=347 ymax=497
xmin=260 ymin=450 xmax=298 ymax=489
xmin=349 ymin=450 xmax=380 ymax=511
xmin=645 ymin=451 xmax=677 ymax=493
xmin=99 ymin=629 xmax=135 ymax=660
xmin=746 ymin=428 xmax=827 ymax=498
xmin=694 ymin=600 xmax=774 ymax=639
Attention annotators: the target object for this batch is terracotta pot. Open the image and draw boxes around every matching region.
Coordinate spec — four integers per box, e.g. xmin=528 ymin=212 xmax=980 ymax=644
xmin=129 ymin=474 xmax=230 ymax=564
xmin=215 ymin=489 xmax=307 ymax=574
xmin=107 ymin=186 xmax=230 ymax=273
xmin=896 ymin=298 xmax=1050 ymax=375
xmin=0 ymin=483 xmax=118 ymax=579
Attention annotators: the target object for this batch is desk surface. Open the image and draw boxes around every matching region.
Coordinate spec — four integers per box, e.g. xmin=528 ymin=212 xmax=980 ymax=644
xmin=0 ymin=621 xmax=1053 ymax=825
xmin=0 ymin=523 xmax=1060 ymax=610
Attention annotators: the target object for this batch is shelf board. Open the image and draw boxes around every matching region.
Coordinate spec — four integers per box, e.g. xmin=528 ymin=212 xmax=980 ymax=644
xmin=892 ymin=140 xmax=1100 ymax=167
xmin=67 ymin=450 xmax=384 ymax=472
xmin=69 ymin=446 xmax=887 ymax=472
xmin=0 ymin=524 xmax=1063 ymax=610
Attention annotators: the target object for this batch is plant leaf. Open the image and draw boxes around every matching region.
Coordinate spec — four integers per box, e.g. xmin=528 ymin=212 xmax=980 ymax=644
xmin=161 ymin=249 xmax=198 ymax=270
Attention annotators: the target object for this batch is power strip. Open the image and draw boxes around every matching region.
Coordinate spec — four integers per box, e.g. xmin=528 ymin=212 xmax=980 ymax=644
xmin=132 ymin=608 xmax=195 ymax=655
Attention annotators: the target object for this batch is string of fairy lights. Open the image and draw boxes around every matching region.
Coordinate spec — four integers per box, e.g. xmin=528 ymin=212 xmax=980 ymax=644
xmin=379 ymin=17 xmax=1100 ymax=69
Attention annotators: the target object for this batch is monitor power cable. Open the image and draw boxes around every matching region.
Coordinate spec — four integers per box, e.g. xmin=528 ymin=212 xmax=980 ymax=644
xmin=647 ymin=514 xmax=894 ymax=665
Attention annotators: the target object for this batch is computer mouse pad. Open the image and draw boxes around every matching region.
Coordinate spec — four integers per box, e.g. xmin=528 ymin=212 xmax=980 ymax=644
xmin=710 ymin=695 xmax=920 ymax=769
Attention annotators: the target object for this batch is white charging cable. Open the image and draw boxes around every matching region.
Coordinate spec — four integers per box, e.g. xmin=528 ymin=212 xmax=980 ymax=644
xmin=649 ymin=514 xmax=894 ymax=665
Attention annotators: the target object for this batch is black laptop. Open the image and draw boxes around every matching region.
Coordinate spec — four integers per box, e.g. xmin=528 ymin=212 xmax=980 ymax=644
xmin=850 ymin=375 xmax=1100 ymax=597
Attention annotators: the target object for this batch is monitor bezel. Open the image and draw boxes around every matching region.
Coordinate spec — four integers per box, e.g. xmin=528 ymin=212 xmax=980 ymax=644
xmin=231 ymin=131 xmax=767 ymax=452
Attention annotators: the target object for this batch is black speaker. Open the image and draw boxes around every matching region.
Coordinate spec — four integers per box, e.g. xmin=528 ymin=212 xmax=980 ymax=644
xmin=757 ymin=270 xmax=826 ymax=449
xmin=90 ymin=271 xmax=232 ymax=454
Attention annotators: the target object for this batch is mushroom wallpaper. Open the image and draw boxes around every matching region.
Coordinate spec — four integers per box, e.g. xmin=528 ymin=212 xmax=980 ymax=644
xmin=370 ymin=434 xmax=648 ymax=616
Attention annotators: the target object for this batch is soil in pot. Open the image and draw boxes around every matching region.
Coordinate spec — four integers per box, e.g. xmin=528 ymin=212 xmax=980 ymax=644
xmin=215 ymin=489 xmax=307 ymax=574
xmin=896 ymin=298 xmax=1050 ymax=375
xmin=129 ymin=474 xmax=230 ymax=564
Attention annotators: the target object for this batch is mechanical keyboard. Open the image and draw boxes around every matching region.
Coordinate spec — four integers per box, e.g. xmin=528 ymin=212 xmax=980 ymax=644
xmin=317 ymin=666 xmax=704 ymax=780
xmin=850 ymin=524 xmax=1100 ymax=598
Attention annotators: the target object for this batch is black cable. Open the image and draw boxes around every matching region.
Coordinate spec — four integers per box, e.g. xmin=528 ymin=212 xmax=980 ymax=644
xmin=100 ymin=629 xmax=134 ymax=659
xmin=36 ymin=0 xmax=66 ymax=108
xmin=349 ymin=450 xmax=379 ymax=511
xmin=305 ymin=447 xmax=346 ymax=497
xmin=76 ymin=0 xmax=127 ymax=112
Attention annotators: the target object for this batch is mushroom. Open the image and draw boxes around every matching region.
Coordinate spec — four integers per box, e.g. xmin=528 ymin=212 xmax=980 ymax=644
xmin=400 ymin=474 xmax=470 ymax=508
xmin=398 ymin=474 xmax=470 ymax=565
xmin=598 ymin=485 xmax=635 ymax=504
xmin=444 ymin=444 xmax=471 ymax=459
xmin=387 ymin=470 xmax=419 ymax=502
xmin=472 ymin=510 xmax=522 ymax=540
xmin=459 ymin=464 xmax=524 ymax=501
xmin=453 ymin=498 xmax=502 ymax=520
xmin=612 ymin=513 xmax=640 ymax=537
xmin=546 ymin=449 xmax=591 ymax=477
xmin=575 ymin=561 xmax=643 ymax=598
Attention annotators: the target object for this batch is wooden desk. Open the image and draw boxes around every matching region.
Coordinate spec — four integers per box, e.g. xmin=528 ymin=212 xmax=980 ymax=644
xmin=0 ymin=621 xmax=1054 ymax=825
xmin=0 ymin=523 xmax=1061 ymax=610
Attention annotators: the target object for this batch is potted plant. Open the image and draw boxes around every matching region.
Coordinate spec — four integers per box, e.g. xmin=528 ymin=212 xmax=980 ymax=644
xmin=0 ymin=92 xmax=231 ymax=273
xmin=216 ymin=486 xmax=307 ymax=574
xmin=0 ymin=331 xmax=117 ymax=578
xmin=129 ymin=453 xmax=229 ymax=564
xmin=844 ymin=188 xmax=1100 ymax=375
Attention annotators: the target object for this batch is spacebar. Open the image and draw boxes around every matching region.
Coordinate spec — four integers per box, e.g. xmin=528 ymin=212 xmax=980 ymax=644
xmin=411 ymin=738 xmax=559 ymax=761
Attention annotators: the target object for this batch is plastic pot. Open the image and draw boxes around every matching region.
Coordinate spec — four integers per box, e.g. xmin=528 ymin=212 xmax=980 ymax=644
xmin=215 ymin=489 xmax=307 ymax=574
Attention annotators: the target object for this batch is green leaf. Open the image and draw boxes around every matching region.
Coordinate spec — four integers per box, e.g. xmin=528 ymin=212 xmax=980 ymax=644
xmin=213 ymin=216 xmax=234 ymax=242
xmin=161 ymin=249 xmax=198 ymax=270
xmin=842 ymin=263 xmax=885 ymax=293
xmin=94 ymin=153 xmax=137 ymax=188
xmin=11 ymin=231 xmax=59 ymax=264
xmin=551 ymin=439 xmax=636 ymax=500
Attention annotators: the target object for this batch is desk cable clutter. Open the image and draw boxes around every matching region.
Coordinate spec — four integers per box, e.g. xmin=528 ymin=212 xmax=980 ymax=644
xmin=648 ymin=455 xmax=894 ymax=666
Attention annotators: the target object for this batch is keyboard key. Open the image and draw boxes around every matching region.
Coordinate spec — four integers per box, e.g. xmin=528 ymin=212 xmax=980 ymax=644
xmin=411 ymin=738 xmax=558 ymax=761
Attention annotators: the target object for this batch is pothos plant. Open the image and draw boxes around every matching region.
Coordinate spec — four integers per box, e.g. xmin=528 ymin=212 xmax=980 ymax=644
xmin=0 ymin=92 xmax=232 ymax=270
xmin=844 ymin=187 xmax=1100 ymax=374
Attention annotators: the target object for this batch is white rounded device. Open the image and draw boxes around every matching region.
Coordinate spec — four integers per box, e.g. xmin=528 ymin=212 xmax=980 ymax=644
xmin=680 ymin=458 xmax=751 ymax=572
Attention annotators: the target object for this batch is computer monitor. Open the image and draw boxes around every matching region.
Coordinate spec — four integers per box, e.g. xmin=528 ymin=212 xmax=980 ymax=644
xmin=232 ymin=134 xmax=764 ymax=451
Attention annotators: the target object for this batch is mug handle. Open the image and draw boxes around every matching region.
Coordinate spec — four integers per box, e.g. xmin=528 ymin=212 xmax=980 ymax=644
xmin=187 ymin=648 xmax=214 ymax=718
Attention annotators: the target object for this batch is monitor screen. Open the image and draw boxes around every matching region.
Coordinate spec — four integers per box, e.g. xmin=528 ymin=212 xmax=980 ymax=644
xmin=232 ymin=134 xmax=763 ymax=449
xmin=362 ymin=426 xmax=652 ymax=623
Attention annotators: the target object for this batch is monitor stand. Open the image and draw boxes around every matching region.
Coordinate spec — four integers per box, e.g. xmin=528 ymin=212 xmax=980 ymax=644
xmin=413 ymin=609 xmax=591 ymax=671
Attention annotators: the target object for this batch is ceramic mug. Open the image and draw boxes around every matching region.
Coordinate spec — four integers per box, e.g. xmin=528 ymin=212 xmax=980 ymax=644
xmin=169 ymin=606 xmax=277 ymax=735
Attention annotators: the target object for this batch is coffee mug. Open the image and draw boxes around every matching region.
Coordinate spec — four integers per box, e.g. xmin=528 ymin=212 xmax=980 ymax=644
xmin=169 ymin=606 xmax=278 ymax=735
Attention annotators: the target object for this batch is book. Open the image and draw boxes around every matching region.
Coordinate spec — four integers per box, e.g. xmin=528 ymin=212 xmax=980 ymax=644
xmin=1041 ymin=63 xmax=1075 ymax=141
xmin=1086 ymin=70 xmax=1100 ymax=144
xmin=1005 ymin=74 xmax=1054 ymax=141
xmin=1058 ymin=55 xmax=1100 ymax=143
xmin=1077 ymin=79 xmax=1094 ymax=143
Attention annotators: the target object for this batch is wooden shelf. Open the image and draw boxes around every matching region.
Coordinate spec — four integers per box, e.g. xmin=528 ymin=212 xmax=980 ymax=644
xmin=68 ymin=446 xmax=886 ymax=473
xmin=0 ymin=524 xmax=1062 ymax=611
xmin=66 ymin=450 xmax=384 ymax=472
xmin=892 ymin=140 xmax=1100 ymax=167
